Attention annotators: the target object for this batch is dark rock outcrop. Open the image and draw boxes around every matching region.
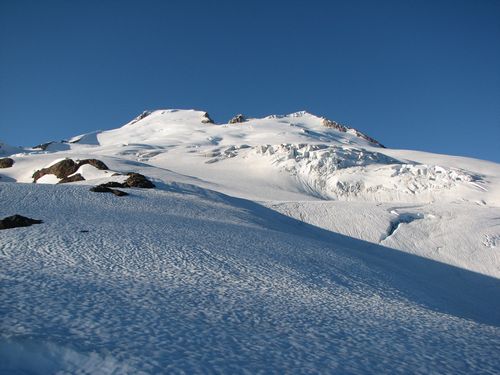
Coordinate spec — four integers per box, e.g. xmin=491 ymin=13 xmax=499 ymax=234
xmin=110 ymin=189 xmax=128 ymax=197
xmin=354 ymin=130 xmax=385 ymax=148
xmin=78 ymin=159 xmax=108 ymax=170
xmin=130 ymin=110 xmax=152 ymax=125
xmin=201 ymin=112 xmax=214 ymax=124
xmin=33 ymin=159 xmax=79 ymax=181
xmin=90 ymin=185 xmax=129 ymax=196
xmin=58 ymin=173 xmax=85 ymax=184
xmin=321 ymin=117 xmax=385 ymax=148
xmin=99 ymin=181 xmax=125 ymax=188
xmin=33 ymin=158 xmax=109 ymax=182
xmin=322 ymin=118 xmax=348 ymax=132
xmin=0 ymin=215 xmax=43 ymax=230
xmin=90 ymin=185 xmax=113 ymax=193
xmin=33 ymin=142 xmax=54 ymax=151
xmin=98 ymin=174 xmax=155 ymax=189
xmin=229 ymin=114 xmax=246 ymax=124
xmin=0 ymin=157 xmax=14 ymax=168
xmin=124 ymin=173 xmax=155 ymax=188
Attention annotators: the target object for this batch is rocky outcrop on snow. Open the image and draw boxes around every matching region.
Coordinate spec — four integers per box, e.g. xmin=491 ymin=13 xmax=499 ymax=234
xmin=0 ymin=214 xmax=43 ymax=230
xmin=229 ymin=114 xmax=246 ymax=124
xmin=99 ymin=181 xmax=126 ymax=188
xmin=125 ymin=173 xmax=155 ymax=188
xmin=33 ymin=158 xmax=109 ymax=182
xmin=33 ymin=159 xmax=79 ymax=181
xmin=59 ymin=173 xmax=85 ymax=184
xmin=201 ymin=112 xmax=214 ymax=124
xmin=129 ymin=110 xmax=152 ymax=125
xmin=81 ymin=159 xmax=108 ymax=170
xmin=90 ymin=185 xmax=129 ymax=196
xmin=321 ymin=117 xmax=384 ymax=148
xmin=33 ymin=142 xmax=55 ymax=151
xmin=321 ymin=118 xmax=348 ymax=132
xmin=94 ymin=173 xmax=155 ymax=189
xmin=118 ymin=173 xmax=155 ymax=188
xmin=0 ymin=158 xmax=14 ymax=168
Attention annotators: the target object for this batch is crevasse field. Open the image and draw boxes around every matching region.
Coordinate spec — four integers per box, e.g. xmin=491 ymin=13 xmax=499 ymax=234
xmin=1 ymin=110 xmax=499 ymax=374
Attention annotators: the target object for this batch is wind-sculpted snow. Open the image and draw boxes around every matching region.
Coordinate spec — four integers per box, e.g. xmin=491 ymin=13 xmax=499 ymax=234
xmin=1 ymin=182 xmax=499 ymax=374
xmin=2 ymin=109 xmax=500 ymax=373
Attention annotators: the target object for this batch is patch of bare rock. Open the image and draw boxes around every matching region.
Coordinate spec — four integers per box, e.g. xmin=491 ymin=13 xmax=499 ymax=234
xmin=89 ymin=185 xmax=128 ymax=196
xmin=201 ymin=112 xmax=214 ymax=124
xmin=0 ymin=215 xmax=43 ymax=230
xmin=0 ymin=158 xmax=14 ymax=168
xmin=32 ymin=158 xmax=109 ymax=182
xmin=89 ymin=173 xmax=155 ymax=197
xmin=229 ymin=114 xmax=246 ymax=124
xmin=321 ymin=117 xmax=385 ymax=148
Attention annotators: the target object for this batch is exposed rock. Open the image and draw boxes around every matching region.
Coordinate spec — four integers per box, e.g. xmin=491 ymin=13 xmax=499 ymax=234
xmin=125 ymin=173 xmax=155 ymax=188
xmin=321 ymin=117 xmax=385 ymax=148
xmin=321 ymin=118 xmax=347 ymax=132
xmin=201 ymin=112 xmax=214 ymax=124
xmin=33 ymin=158 xmax=109 ymax=182
xmin=58 ymin=173 xmax=85 ymax=184
xmin=33 ymin=159 xmax=79 ymax=182
xmin=100 ymin=181 xmax=126 ymax=188
xmin=33 ymin=142 xmax=54 ymax=151
xmin=90 ymin=185 xmax=128 ymax=196
xmin=0 ymin=157 xmax=14 ymax=168
xmin=78 ymin=159 xmax=108 ymax=170
xmin=98 ymin=174 xmax=155 ymax=189
xmin=354 ymin=130 xmax=385 ymax=148
xmin=110 ymin=189 xmax=129 ymax=197
xmin=229 ymin=114 xmax=246 ymax=124
xmin=130 ymin=110 xmax=152 ymax=125
xmin=0 ymin=215 xmax=43 ymax=230
xmin=90 ymin=185 xmax=113 ymax=193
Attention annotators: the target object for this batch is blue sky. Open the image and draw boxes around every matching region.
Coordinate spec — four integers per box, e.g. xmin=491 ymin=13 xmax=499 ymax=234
xmin=1 ymin=0 xmax=499 ymax=162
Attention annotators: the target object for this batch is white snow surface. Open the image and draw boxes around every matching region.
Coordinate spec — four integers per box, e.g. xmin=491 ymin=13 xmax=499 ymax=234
xmin=1 ymin=109 xmax=500 ymax=373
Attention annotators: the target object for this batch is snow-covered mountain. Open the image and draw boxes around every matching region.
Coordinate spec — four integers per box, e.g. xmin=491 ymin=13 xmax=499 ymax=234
xmin=1 ymin=109 xmax=499 ymax=373
xmin=2 ymin=109 xmax=499 ymax=275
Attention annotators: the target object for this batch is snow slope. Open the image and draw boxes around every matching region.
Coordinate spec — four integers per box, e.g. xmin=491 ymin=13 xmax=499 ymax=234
xmin=1 ymin=109 xmax=499 ymax=277
xmin=1 ymin=109 xmax=500 ymax=373
xmin=1 ymin=182 xmax=499 ymax=374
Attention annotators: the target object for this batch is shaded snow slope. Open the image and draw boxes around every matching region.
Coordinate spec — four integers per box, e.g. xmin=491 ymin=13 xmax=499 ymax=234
xmin=1 ymin=182 xmax=499 ymax=374
xmin=267 ymin=201 xmax=500 ymax=278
